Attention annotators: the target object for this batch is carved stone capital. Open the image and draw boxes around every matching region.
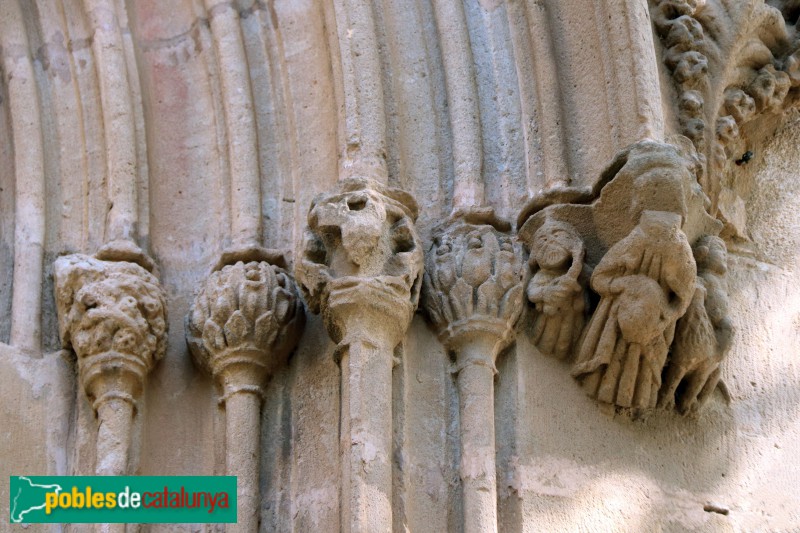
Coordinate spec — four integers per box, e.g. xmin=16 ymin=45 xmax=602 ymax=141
xmin=296 ymin=176 xmax=424 ymax=349
xmin=422 ymin=207 xmax=524 ymax=369
xmin=186 ymin=260 xmax=304 ymax=399
xmin=54 ymin=255 xmax=168 ymax=411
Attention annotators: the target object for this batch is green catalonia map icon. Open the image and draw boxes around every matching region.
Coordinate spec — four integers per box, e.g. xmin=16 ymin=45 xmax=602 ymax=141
xmin=10 ymin=476 xmax=63 ymax=523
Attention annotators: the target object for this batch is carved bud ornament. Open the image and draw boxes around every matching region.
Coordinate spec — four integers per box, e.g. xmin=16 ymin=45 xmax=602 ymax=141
xmin=186 ymin=260 xmax=304 ymax=398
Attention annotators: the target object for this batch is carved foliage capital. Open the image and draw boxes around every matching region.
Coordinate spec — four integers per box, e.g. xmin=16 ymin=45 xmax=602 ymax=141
xmin=54 ymin=255 xmax=168 ymax=406
xmin=186 ymin=261 xmax=303 ymax=392
xmin=422 ymin=208 xmax=524 ymax=357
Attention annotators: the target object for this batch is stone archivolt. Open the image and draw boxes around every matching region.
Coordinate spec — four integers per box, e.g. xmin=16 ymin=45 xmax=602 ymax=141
xmin=651 ymin=0 xmax=800 ymax=239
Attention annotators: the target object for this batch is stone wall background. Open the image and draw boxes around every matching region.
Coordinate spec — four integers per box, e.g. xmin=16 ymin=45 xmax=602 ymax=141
xmin=0 ymin=0 xmax=798 ymax=531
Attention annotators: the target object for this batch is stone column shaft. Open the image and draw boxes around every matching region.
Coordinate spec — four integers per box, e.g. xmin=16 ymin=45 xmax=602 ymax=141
xmin=94 ymin=397 xmax=135 ymax=476
xmin=225 ymin=389 xmax=262 ymax=533
xmin=296 ymin=177 xmax=424 ymax=533
xmin=339 ymin=338 xmax=394 ymax=533
xmin=187 ymin=259 xmax=304 ymax=533
xmin=421 ymin=208 xmax=524 ymax=533
xmin=455 ymin=338 xmax=499 ymax=533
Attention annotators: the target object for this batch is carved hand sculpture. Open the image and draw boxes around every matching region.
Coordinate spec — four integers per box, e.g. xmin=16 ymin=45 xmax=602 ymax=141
xmin=572 ymin=210 xmax=697 ymax=412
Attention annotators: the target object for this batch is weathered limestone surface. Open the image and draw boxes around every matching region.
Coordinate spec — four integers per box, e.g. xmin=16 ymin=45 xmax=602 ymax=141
xmin=0 ymin=0 xmax=799 ymax=531
xmin=296 ymin=177 xmax=424 ymax=533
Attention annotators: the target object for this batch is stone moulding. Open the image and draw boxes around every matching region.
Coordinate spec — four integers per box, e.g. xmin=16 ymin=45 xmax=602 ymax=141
xmin=185 ymin=254 xmax=304 ymax=533
xmin=295 ymin=176 xmax=423 ymax=533
xmin=54 ymin=254 xmax=168 ymax=476
xmin=651 ymin=0 xmax=800 ymax=239
xmin=421 ymin=206 xmax=524 ymax=533
xmin=519 ymin=138 xmax=733 ymax=417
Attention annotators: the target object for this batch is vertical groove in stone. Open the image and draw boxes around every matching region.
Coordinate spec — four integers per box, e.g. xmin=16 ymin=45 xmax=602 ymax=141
xmin=333 ymin=0 xmax=388 ymax=182
xmin=205 ymin=0 xmax=262 ymax=248
xmin=249 ymin=3 xmax=298 ymax=253
xmin=505 ymin=1 xmax=542 ymax=197
xmin=605 ymin=0 xmax=665 ymax=143
xmin=467 ymin=1 xmax=526 ymax=219
xmin=593 ymin=0 xmax=623 ymax=150
xmin=2 ymin=0 xmax=46 ymax=353
xmin=433 ymin=0 xmax=483 ymax=208
xmin=83 ymin=0 xmax=139 ymax=245
xmin=391 ymin=345 xmax=410 ymax=533
xmin=118 ymin=1 xmax=151 ymax=249
xmin=37 ymin=0 xmax=89 ymax=255
xmin=522 ymin=0 xmax=569 ymax=189
xmin=62 ymin=0 xmax=106 ymax=253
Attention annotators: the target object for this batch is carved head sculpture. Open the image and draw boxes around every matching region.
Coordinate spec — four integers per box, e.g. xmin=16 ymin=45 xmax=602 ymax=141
xmin=185 ymin=261 xmax=304 ymax=391
xmin=654 ymin=0 xmax=705 ymax=20
xmin=422 ymin=208 xmax=524 ymax=353
xmin=531 ymin=220 xmax=584 ymax=271
xmin=54 ymin=255 xmax=168 ymax=406
xmin=296 ymin=177 xmax=423 ymax=344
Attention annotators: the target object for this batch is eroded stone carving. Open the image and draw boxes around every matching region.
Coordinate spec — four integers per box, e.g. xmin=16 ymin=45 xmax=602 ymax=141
xmin=571 ymin=210 xmax=697 ymax=411
xmin=297 ymin=177 xmax=423 ymax=343
xmin=186 ymin=258 xmax=303 ymax=533
xmin=54 ymin=254 xmax=167 ymax=475
xmin=526 ymin=219 xmax=588 ymax=360
xmin=519 ymin=139 xmax=730 ymax=416
xmin=653 ymin=0 xmax=710 ymax=161
xmin=652 ymin=0 xmax=800 ymax=241
xmin=422 ymin=207 xmax=524 ymax=360
xmin=296 ymin=176 xmax=423 ymax=533
xmin=421 ymin=207 xmax=523 ymax=533
xmin=660 ymin=235 xmax=733 ymax=414
xmin=186 ymin=260 xmax=303 ymax=395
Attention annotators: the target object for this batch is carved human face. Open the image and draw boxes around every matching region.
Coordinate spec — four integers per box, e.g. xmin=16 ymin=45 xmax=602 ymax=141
xmin=533 ymin=228 xmax=573 ymax=270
